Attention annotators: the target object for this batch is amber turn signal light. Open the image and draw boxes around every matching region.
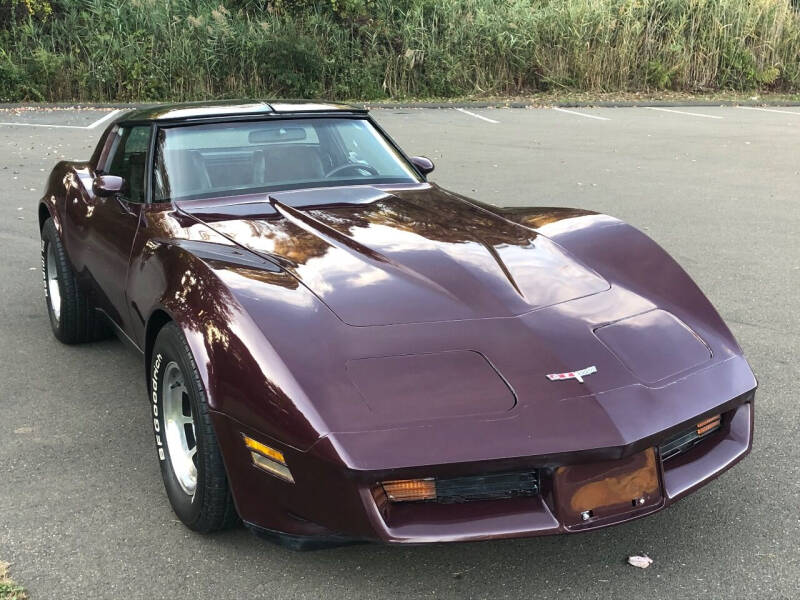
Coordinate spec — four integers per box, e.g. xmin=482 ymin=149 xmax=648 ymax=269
xmin=696 ymin=414 xmax=721 ymax=436
xmin=242 ymin=434 xmax=294 ymax=483
xmin=382 ymin=478 xmax=436 ymax=502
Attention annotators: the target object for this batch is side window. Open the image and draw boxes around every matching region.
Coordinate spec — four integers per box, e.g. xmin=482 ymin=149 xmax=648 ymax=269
xmin=105 ymin=126 xmax=151 ymax=203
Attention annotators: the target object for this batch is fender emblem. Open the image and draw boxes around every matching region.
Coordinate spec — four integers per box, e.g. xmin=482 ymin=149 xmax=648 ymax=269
xmin=546 ymin=365 xmax=597 ymax=384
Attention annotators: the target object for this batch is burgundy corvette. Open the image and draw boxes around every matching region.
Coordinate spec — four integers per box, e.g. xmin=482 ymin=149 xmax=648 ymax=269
xmin=38 ymin=101 xmax=756 ymax=548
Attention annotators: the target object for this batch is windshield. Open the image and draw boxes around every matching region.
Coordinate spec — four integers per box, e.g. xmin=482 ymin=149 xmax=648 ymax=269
xmin=153 ymin=117 xmax=421 ymax=202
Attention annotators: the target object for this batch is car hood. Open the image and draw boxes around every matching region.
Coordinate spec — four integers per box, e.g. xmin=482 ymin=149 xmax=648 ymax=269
xmin=172 ymin=184 xmax=754 ymax=463
xmin=175 ymin=184 xmax=610 ymax=326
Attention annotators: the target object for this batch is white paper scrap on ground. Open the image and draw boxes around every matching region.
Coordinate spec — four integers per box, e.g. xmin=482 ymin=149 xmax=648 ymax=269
xmin=628 ymin=555 xmax=653 ymax=569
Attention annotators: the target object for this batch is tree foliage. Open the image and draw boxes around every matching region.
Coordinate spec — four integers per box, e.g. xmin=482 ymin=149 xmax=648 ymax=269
xmin=1 ymin=0 xmax=799 ymax=102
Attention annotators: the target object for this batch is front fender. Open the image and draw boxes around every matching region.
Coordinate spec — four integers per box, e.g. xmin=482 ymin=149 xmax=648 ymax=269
xmin=134 ymin=240 xmax=326 ymax=452
xmin=499 ymin=207 xmax=744 ymax=357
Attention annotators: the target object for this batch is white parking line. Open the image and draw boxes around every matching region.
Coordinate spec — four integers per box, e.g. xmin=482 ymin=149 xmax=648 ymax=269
xmin=738 ymin=106 xmax=800 ymax=116
xmin=552 ymin=107 xmax=610 ymax=121
xmin=643 ymin=107 xmax=723 ymax=119
xmin=454 ymin=108 xmax=499 ymax=124
xmin=88 ymin=109 xmax=123 ymax=128
xmin=0 ymin=109 xmax=123 ymax=129
xmin=0 ymin=121 xmax=88 ymax=129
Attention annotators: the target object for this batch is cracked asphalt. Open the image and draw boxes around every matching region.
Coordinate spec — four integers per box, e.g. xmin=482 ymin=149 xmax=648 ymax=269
xmin=0 ymin=105 xmax=798 ymax=599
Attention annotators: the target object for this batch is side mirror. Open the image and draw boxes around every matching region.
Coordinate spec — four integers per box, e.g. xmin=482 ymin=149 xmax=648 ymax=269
xmin=93 ymin=175 xmax=126 ymax=197
xmin=411 ymin=156 xmax=435 ymax=176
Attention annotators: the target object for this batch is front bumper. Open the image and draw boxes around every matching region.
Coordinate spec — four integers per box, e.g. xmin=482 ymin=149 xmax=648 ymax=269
xmin=362 ymin=400 xmax=752 ymax=543
xmin=213 ymin=395 xmax=753 ymax=546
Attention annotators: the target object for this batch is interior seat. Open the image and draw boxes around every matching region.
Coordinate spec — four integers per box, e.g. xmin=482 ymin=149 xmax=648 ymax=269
xmin=261 ymin=145 xmax=325 ymax=185
xmin=126 ymin=152 xmax=147 ymax=203
xmin=163 ymin=150 xmax=213 ymax=196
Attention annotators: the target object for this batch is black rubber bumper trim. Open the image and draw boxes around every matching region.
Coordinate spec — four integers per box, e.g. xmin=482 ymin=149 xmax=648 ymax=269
xmin=244 ymin=521 xmax=365 ymax=551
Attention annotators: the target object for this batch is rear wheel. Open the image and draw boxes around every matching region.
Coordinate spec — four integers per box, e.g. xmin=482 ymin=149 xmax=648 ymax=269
xmin=40 ymin=217 xmax=110 ymax=344
xmin=150 ymin=322 xmax=238 ymax=532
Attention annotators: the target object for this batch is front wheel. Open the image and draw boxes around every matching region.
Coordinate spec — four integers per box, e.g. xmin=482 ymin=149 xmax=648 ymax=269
xmin=150 ymin=322 xmax=238 ymax=532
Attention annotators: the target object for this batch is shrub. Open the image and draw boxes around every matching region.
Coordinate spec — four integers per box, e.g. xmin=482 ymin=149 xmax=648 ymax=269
xmin=0 ymin=0 xmax=799 ymax=101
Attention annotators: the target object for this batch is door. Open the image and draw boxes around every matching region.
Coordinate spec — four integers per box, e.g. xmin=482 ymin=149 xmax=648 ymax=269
xmin=67 ymin=124 xmax=152 ymax=333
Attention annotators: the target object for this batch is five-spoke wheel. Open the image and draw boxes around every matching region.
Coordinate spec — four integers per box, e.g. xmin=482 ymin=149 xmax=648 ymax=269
xmin=162 ymin=361 xmax=198 ymax=497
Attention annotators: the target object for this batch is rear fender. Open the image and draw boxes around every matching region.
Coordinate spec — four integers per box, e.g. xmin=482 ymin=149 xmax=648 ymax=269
xmin=39 ymin=161 xmax=93 ymax=235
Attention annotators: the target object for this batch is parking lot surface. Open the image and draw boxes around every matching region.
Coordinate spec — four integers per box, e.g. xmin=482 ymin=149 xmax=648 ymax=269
xmin=0 ymin=105 xmax=798 ymax=599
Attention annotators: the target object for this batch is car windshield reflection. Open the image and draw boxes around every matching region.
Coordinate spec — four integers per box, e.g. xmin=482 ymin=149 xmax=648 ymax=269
xmin=153 ymin=118 xmax=421 ymax=202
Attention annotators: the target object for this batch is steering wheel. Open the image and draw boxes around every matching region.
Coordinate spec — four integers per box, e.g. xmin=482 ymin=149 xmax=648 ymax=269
xmin=325 ymin=163 xmax=379 ymax=178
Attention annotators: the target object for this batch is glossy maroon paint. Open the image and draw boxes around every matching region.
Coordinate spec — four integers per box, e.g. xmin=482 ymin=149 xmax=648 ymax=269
xmin=39 ymin=101 xmax=756 ymax=544
xmin=410 ymin=156 xmax=435 ymax=175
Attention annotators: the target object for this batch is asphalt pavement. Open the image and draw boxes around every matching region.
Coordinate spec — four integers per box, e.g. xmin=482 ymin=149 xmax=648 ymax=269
xmin=0 ymin=104 xmax=798 ymax=599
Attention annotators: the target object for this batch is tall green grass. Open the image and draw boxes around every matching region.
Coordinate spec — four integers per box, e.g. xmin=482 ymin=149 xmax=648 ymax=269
xmin=1 ymin=0 xmax=799 ymax=102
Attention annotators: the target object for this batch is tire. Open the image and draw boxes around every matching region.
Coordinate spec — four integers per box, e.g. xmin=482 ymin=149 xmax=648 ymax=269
xmin=150 ymin=322 xmax=238 ymax=532
xmin=41 ymin=217 xmax=111 ymax=344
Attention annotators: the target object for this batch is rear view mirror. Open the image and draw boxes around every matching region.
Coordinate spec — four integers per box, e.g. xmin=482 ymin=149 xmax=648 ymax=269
xmin=411 ymin=156 xmax=435 ymax=175
xmin=249 ymin=126 xmax=307 ymax=144
xmin=93 ymin=175 xmax=126 ymax=197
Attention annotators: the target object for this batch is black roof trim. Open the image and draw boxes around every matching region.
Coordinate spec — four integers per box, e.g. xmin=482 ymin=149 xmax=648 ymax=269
xmin=118 ymin=100 xmax=367 ymax=124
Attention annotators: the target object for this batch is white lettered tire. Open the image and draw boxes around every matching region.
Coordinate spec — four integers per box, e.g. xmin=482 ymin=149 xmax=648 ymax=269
xmin=41 ymin=217 xmax=110 ymax=343
xmin=150 ymin=322 xmax=238 ymax=532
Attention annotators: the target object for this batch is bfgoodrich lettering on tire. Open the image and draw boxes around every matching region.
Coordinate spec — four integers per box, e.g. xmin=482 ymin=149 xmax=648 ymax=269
xmin=150 ymin=322 xmax=238 ymax=532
